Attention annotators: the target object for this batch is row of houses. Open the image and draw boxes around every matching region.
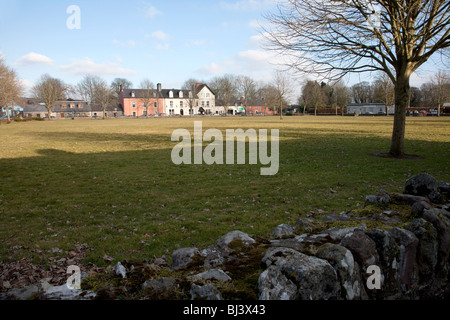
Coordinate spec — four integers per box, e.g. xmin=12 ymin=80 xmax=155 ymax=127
xmin=119 ymin=83 xmax=276 ymax=117
xmin=1 ymin=82 xmax=276 ymax=119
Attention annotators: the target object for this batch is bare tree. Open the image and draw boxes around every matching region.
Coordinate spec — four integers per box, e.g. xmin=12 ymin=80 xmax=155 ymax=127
xmin=237 ymin=76 xmax=257 ymax=115
xmin=431 ymin=71 xmax=450 ymax=116
xmin=210 ymin=74 xmax=238 ymax=116
xmin=76 ymin=75 xmax=104 ymax=104
xmin=111 ymin=78 xmax=133 ymax=98
xmin=373 ymin=72 xmax=395 ymax=115
xmin=96 ymin=81 xmax=115 ymax=119
xmin=302 ymin=80 xmax=325 ymax=116
xmin=332 ymin=80 xmax=351 ymax=115
xmin=0 ymin=59 xmax=23 ymax=122
xmin=182 ymin=78 xmax=200 ymax=116
xmin=263 ymin=0 xmax=450 ymax=156
xmin=140 ymin=79 xmax=156 ymax=117
xmin=273 ymin=71 xmax=293 ymax=119
xmin=32 ymin=74 xmax=67 ymax=119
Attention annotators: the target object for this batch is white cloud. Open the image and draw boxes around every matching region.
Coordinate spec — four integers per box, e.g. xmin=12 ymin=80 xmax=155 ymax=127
xmin=19 ymin=79 xmax=34 ymax=95
xmin=197 ymin=62 xmax=226 ymax=76
xmin=155 ymin=43 xmax=170 ymax=51
xmin=145 ymin=3 xmax=162 ymax=18
xmin=113 ymin=39 xmax=137 ymax=48
xmin=59 ymin=57 xmax=137 ymax=76
xmin=16 ymin=52 xmax=53 ymax=65
xmin=220 ymin=0 xmax=276 ymax=11
xmin=150 ymin=30 xmax=169 ymax=41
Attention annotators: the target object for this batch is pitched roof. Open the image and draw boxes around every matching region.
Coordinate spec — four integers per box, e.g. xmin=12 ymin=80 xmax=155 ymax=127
xmin=122 ymin=89 xmax=163 ymax=99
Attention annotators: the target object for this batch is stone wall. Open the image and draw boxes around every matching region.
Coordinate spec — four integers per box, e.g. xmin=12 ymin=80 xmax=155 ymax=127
xmin=2 ymin=173 xmax=449 ymax=300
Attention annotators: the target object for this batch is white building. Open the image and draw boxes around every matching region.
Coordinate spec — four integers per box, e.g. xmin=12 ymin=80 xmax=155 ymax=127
xmin=347 ymin=103 xmax=394 ymax=115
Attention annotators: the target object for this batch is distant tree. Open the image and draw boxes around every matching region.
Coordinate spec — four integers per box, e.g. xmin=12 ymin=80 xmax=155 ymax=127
xmin=373 ymin=73 xmax=395 ymax=115
xmin=237 ymin=76 xmax=257 ymax=115
xmin=273 ymin=71 xmax=293 ymax=119
xmin=409 ymin=87 xmax=423 ymax=108
xmin=182 ymin=78 xmax=201 ymax=116
xmin=210 ymin=74 xmax=238 ymax=116
xmin=302 ymin=80 xmax=325 ymax=116
xmin=76 ymin=75 xmax=104 ymax=104
xmin=0 ymin=59 xmax=23 ymax=122
xmin=140 ymin=79 xmax=156 ymax=116
xmin=258 ymin=83 xmax=278 ymax=115
xmin=352 ymin=82 xmax=373 ymax=104
xmin=431 ymin=71 xmax=450 ymax=116
xmin=32 ymin=74 xmax=67 ymax=120
xmin=96 ymin=81 xmax=115 ymax=119
xmin=332 ymin=80 xmax=351 ymax=115
xmin=111 ymin=78 xmax=133 ymax=98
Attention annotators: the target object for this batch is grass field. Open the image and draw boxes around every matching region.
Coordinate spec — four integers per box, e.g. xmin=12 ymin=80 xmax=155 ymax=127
xmin=0 ymin=116 xmax=449 ymax=267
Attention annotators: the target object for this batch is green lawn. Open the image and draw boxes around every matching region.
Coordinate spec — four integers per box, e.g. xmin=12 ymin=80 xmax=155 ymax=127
xmin=0 ymin=116 xmax=449 ymax=266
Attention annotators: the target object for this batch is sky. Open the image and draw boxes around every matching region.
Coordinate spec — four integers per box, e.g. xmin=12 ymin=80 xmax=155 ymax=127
xmin=0 ymin=0 xmax=447 ymax=100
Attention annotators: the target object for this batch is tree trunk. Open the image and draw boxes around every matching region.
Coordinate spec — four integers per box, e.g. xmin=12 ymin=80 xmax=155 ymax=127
xmin=389 ymin=72 xmax=411 ymax=157
xmin=47 ymin=108 xmax=52 ymax=120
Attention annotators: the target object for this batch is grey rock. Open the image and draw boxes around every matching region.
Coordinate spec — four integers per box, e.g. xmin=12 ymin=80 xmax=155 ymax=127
xmin=190 ymin=284 xmax=223 ymax=300
xmin=271 ymin=224 xmax=295 ymax=239
xmin=366 ymin=229 xmax=402 ymax=298
xmin=216 ymin=230 xmax=255 ymax=249
xmin=41 ymin=284 xmax=96 ymax=300
xmin=388 ymin=228 xmax=419 ymax=294
xmin=325 ymin=225 xmax=367 ymax=242
xmin=141 ymin=277 xmax=177 ymax=294
xmin=172 ymin=247 xmax=203 ymax=270
xmin=315 ymin=243 xmax=365 ymax=300
xmin=411 ymin=200 xmax=433 ymax=217
xmin=340 ymin=230 xmax=379 ymax=268
xmin=113 ymin=262 xmax=127 ymax=278
xmin=262 ymin=247 xmax=340 ymax=300
xmin=407 ymin=219 xmax=438 ymax=284
xmin=365 ymin=190 xmax=391 ymax=205
xmin=394 ymin=193 xmax=431 ymax=205
xmin=258 ymin=266 xmax=298 ymax=300
xmin=404 ymin=173 xmax=442 ymax=203
xmin=202 ymin=230 xmax=255 ymax=268
xmin=188 ymin=269 xmax=232 ymax=282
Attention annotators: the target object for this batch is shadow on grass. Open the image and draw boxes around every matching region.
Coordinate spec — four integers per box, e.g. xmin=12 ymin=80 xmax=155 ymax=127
xmin=0 ymin=130 xmax=449 ymax=266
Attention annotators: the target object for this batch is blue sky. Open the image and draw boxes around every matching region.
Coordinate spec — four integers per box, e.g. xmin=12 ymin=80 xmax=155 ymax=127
xmin=0 ymin=0 xmax=446 ymax=99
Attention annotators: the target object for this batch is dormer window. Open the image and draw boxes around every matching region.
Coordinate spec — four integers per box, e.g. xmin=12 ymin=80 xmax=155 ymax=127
xmin=169 ymin=91 xmax=173 ymax=98
xmin=131 ymin=91 xmax=135 ymax=98
xmin=179 ymin=91 xmax=183 ymax=98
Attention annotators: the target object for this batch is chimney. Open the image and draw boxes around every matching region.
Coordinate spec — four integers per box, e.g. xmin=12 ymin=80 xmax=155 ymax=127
xmin=157 ymin=83 xmax=162 ymax=92
xmin=120 ymin=84 xmax=124 ymax=92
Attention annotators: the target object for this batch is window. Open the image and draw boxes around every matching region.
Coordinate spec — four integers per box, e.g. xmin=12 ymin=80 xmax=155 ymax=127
xmin=70 ymin=103 xmax=75 ymax=109
xmin=131 ymin=91 xmax=135 ymax=97
xmin=78 ymin=103 xmax=84 ymax=109
xmin=132 ymin=111 xmax=136 ymax=117
xmin=169 ymin=109 xmax=174 ymax=115
xmin=180 ymin=101 xmax=183 ymax=108
xmin=206 ymin=93 xmax=210 ymax=98
xmin=170 ymin=101 xmax=173 ymax=107
xmin=61 ymin=103 xmax=67 ymax=109
xmin=169 ymin=91 xmax=173 ymax=98
xmin=206 ymin=101 xmax=210 ymax=107
xmin=179 ymin=91 xmax=183 ymax=98
xmin=132 ymin=102 xmax=136 ymax=108
xmin=154 ymin=102 xmax=158 ymax=108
